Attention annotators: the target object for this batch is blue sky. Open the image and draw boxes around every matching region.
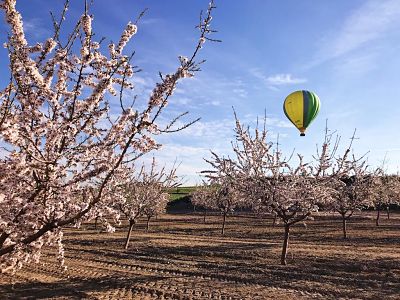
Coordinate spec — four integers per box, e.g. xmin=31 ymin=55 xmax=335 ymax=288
xmin=2 ymin=0 xmax=400 ymax=184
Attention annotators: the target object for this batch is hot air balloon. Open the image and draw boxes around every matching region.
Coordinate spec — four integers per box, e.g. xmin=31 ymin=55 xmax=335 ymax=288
xmin=283 ymin=90 xmax=320 ymax=136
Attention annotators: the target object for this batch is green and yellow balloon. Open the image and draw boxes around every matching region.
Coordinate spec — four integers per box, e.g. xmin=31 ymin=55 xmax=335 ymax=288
xmin=283 ymin=90 xmax=320 ymax=136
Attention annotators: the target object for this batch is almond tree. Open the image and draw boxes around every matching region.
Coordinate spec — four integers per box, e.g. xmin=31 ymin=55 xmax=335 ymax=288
xmin=202 ymin=115 xmax=323 ymax=264
xmin=232 ymin=115 xmax=337 ymax=265
xmin=207 ymin=114 xmax=373 ymax=264
xmin=117 ymin=159 xmax=177 ymax=249
xmin=310 ymin=127 xmax=373 ymax=239
xmin=390 ymin=176 xmax=400 ymax=214
xmin=371 ymin=170 xmax=399 ymax=226
xmin=246 ymin=154 xmax=325 ymax=265
xmin=204 ymin=154 xmax=244 ymax=235
xmin=142 ymin=188 xmax=170 ymax=231
xmin=329 ymin=158 xmax=372 ymax=239
xmin=0 ymin=0 xmax=217 ymax=272
xmin=191 ymin=184 xmax=213 ymax=223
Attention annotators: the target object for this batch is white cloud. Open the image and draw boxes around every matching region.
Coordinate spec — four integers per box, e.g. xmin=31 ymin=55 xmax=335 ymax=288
xmin=0 ymin=142 xmax=10 ymax=159
xmin=130 ymin=75 xmax=155 ymax=91
xmin=314 ymin=0 xmax=400 ymax=65
xmin=140 ymin=18 xmax=162 ymax=26
xmin=23 ymin=18 xmax=51 ymax=39
xmin=333 ymin=52 xmax=378 ymax=75
xmin=265 ymin=74 xmax=307 ymax=85
xmin=174 ymin=88 xmax=186 ymax=95
xmin=173 ymin=73 xmax=250 ymax=108
xmin=232 ymin=88 xmax=248 ymax=98
xmin=207 ymin=100 xmax=221 ymax=106
xmin=134 ymin=114 xmax=294 ymax=185
xmin=265 ymin=118 xmax=293 ymax=128
xmin=142 ymin=143 xmax=228 ymax=186
xmin=239 ymin=113 xmax=292 ymax=129
xmin=372 ymin=148 xmax=400 ymax=153
xmin=170 ymin=118 xmax=235 ymax=139
xmin=171 ymin=97 xmax=192 ymax=106
xmin=250 ymin=69 xmax=307 ymax=90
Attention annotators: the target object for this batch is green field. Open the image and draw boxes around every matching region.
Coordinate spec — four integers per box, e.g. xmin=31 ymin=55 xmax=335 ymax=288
xmin=168 ymin=186 xmax=197 ymax=201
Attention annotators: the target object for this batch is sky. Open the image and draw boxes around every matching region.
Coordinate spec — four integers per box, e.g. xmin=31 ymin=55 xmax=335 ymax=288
xmin=1 ymin=0 xmax=400 ymax=184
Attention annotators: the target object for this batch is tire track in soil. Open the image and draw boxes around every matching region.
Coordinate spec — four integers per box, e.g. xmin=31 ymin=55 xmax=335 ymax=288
xmin=4 ymin=255 xmax=331 ymax=299
xmin=94 ymin=245 xmax=396 ymax=299
xmin=13 ymin=257 xmax=226 ymax=299
xmin=59 ymin=252 xmax=325 ymax=299
xmin=25 ymin=248 xmax=390 ymax=300
xmin=65 ymin=239 xmax=397 ymax=299
xmin=6 ymin=245 xmax=333 ymax=299
xmin=63 ymin=248 xmax=294 ymax=297
xmin=9 ymin=251 xmax=309 ymax=300
xmin=63 ymin=256 xmax=243 ymax=299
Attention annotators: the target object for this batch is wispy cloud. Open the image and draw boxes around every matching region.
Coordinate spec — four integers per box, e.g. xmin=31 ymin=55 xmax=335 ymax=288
xmin=165 ymin=118 xmax=235 ymax=139
xmin=333 ymin=52 xmax=378 ymax=75
xmin=204 ymin=100 xmax=221 ymax=106
xmin=314 ymin=0 xmax=400 ymax=65
xmin=250 ymin=69 xmax=307 ymax=90
xmin=372 ymin=148 xmax=400 ymax=153
xmin=165 ymin=73 xmax=250 ymax=110
xmin=232 ymin=88 xmax=248 ymax=98
xmin=23 ymin=18 xmax=51 ymax=39
xmin=265 ymin=118 xmax=293 ymax=129
xmin=265 ymin=74 xmax=307 ymax=85
xmin=172 ymin=97 xmax=192 ymax=106
xmin=140 ymin=18 xmax=163 ymax=26
xmin=240 ymin=113 xmax=292 ymax=129
xmin=137 ymin=143 xmax=211 ymax=185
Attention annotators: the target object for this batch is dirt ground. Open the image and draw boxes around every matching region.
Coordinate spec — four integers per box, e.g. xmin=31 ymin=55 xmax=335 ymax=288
xmin=1 ymin=211 xmax=399 ymax=299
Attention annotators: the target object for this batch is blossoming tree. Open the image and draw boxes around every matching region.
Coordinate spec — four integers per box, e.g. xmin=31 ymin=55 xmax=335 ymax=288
xmin=0 ymin=0 xmax=217 ymax=272
xmin=142 ymin=192 xmax=169 ymax=232
xmin=202 ymin=153 xmax=245 ymax=235
xmin=117 ymin=159 xmax=177 ymax=249
xmin=190 ymin=183 xmax=214 ymax=223
xmin=370 ymin=169 xmax=399 ymax=226
xmin=204 ymin=114 xmax=371 ymax=264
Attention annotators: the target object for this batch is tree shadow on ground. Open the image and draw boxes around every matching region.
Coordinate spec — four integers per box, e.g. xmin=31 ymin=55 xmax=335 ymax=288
xmin=0 ymin=274 xmax=164 ymax=300
xmin=63 ymin=240 xmax=400 ymax=299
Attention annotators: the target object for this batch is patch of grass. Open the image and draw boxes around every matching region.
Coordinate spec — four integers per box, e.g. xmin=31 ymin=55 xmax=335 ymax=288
xmin=168 ymin=186 xmax=197 ymax=201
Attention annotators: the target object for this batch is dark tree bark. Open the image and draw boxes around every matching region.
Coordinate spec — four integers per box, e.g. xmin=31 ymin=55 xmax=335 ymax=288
xmin=146 ymin=216 xmax=151 ymax=231
xmin=338 ymin=210 xmax=353 ymax=239
xmin=272 ymin=213 xmax=277 ymax=227
xmin=221 ymin=211 xmax=227 ymax=235
xmin=203 ymin=210 xmax=207 ymax=224
xmin=124 ymin=219 xmax=135 ymax=249
xmin=94 ymin=216 xmax=99 ymax=230
xmin=341 ymin=213 xmax=348 ymax=239
xmin=281 ymin=224 xmax=290 ymax=265
xmin=376 ymin=204 xmax=381 ymax=227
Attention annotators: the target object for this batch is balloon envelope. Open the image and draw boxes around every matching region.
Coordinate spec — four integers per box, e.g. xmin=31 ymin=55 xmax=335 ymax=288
xmin=283 ymin=90 xmax=320 ymax=136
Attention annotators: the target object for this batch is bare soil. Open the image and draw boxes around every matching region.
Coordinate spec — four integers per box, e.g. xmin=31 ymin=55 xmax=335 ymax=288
xmin=1 ymin=212 xmax=399 ymax=299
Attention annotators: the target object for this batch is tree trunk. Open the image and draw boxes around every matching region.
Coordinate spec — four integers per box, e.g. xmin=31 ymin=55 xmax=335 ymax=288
xmin=203 ymin=210 xmax=207 ymax=224
xmin=124 ymin=219 xmax=135 ymax=249
xmin=342 ymin=215 xmax=347 ymax=239
xmin=94 ymin=216 xmax=99 ymax=230
xmin=281 ymin=224 xmax=290 ymax=265
xmin=376 ymin=206 xmax=381 ymax=227
xmin=221 ymin=212 xmax=227 ymax=235
xmin=272 ymin=213 xmax=277 ymax=227
xmin=146 ymin=216 xmax=151 ymax=231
